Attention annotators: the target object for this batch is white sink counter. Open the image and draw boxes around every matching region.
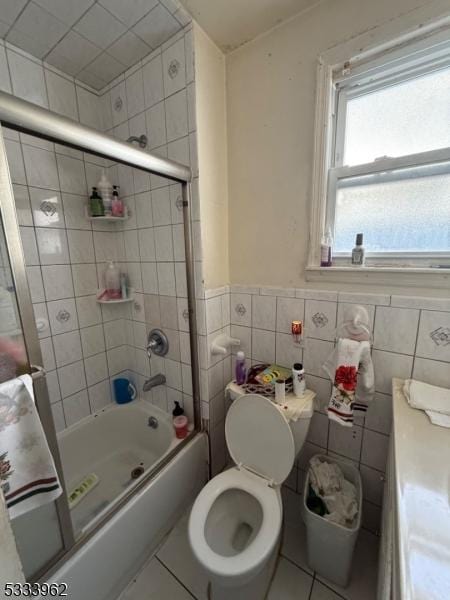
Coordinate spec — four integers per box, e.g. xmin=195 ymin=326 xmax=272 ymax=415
xmin=392 ymin=378 xmax=450 ymax=600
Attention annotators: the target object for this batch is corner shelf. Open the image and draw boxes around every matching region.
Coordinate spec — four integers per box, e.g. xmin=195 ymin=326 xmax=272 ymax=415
xmin=85 ymin=206 xmax=130 ymax=222
xmin=96 ymin=288 xmax=135 ymax=304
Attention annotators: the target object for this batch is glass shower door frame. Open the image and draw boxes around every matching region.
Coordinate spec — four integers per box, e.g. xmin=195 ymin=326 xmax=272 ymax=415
xmin=0 ymin=125 xmax=76 ymax=571
xmin=0 ymin=88 xmax=201 ymax=582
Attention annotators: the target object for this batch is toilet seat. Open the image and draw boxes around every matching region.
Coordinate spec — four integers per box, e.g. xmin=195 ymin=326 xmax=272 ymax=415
xmin=225 ymin=394 xmax=295 ymax=485
xmin=189 ymin=395 xmax=296 ymax=583
xmin=188 ymin=467 xmax=281 ymax=581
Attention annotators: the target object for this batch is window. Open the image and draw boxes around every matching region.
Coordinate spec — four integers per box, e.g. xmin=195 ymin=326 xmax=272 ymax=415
xmin=326 ymin=36 xmax=450 ymax=265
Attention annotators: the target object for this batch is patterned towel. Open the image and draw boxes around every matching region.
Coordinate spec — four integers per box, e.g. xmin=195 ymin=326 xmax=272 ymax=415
xmin=0 ymin=375 xmax=61 ymax=519
xmin=323 ymin=339 xmax=374 ymax=427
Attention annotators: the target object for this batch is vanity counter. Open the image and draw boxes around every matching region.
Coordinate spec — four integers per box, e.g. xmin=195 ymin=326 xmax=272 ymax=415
xmin=391 ymin=378 xmax=450 ymax=600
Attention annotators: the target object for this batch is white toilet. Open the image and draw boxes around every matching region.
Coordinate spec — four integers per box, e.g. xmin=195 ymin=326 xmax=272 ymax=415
xmin=188 ymin=393 xmax=313 ymax=600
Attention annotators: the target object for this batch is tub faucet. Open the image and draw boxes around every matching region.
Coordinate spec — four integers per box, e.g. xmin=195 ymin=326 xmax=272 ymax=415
xmin=143 ymin=373 xmax=166 ymax=391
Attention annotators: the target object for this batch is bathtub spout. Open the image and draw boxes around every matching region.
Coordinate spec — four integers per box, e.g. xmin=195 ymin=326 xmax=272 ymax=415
xmin=143 ymin=373 xmax=166 ymax=391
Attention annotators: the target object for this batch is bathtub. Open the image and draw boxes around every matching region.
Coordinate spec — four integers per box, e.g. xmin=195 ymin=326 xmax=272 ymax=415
xmin=46 ymin=401 xmax=207 ymax=600
xmin=58 ymin=400 xmax=183 ymax=537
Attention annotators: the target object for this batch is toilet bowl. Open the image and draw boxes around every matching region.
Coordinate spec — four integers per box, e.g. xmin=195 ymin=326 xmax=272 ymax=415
xmin=189 ymin=467 xmax=281 ymax=587
xmin=189 ymin=393 xmax=312 ymax=598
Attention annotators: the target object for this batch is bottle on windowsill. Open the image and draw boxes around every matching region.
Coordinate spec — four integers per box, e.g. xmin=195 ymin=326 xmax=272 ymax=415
xmin=351 ymin=233 xmax=366 ymax=267
xmin=320 ymin=227 xmax=333 ymax=267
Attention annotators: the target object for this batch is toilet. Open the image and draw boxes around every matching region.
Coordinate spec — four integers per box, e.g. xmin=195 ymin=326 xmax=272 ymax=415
xmin=188 ymin=393 xmax=313 ymax=600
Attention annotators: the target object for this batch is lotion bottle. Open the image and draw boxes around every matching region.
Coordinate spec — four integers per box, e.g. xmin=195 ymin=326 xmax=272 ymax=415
xmin=351 ymin=233 xmax=365 ymax=266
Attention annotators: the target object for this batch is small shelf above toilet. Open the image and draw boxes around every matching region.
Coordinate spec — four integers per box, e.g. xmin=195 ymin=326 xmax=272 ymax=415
xmin=226 ymin=381 xmax=314 ymax=413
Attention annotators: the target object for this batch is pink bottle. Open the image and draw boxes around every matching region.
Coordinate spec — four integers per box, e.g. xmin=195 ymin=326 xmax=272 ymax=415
xmin=111 ymin=185 xmax=124 ymax=217
xmin=104 ymin=261 xmax=121 ymax=300
xmin=173 ymin=415 xmax=188 ymax=439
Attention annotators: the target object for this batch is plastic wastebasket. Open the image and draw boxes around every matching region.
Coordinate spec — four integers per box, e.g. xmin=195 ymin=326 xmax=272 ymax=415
xmin=302 ymin=454 xmax=362 ymax=587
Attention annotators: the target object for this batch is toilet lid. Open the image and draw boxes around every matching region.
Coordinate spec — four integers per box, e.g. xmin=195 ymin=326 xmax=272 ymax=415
xmin=225 ymin=394 xmax=295 ymax=485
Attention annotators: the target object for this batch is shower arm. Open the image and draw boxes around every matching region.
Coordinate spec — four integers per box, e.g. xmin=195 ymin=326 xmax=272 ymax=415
xmin=127 ymin=134 xmax=148 ymax=148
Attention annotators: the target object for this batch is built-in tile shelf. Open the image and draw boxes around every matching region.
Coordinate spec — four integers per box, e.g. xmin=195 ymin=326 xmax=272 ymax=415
xmin=84 ymin=206 xmax=130 ymax=222
xmin=96 ymin=289 xmax=135 ymax=304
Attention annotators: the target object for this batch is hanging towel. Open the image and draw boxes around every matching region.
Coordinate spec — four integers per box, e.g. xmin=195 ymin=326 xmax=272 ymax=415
xmin=0 ymin=375 xmax=62 ymax=519
xmin=323 ymin=338 xmax=374 ymax=427
xmin=403 ymin=379 xmax=450 ymax=428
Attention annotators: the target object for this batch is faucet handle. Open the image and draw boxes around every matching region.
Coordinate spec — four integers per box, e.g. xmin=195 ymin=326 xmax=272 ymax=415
xmin=147 ymin=328 xmax=169 ymax=357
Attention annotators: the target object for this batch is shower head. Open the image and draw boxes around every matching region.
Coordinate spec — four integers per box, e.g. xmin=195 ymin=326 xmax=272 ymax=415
xmin=127 ymin=134 xmax=147 ymax=148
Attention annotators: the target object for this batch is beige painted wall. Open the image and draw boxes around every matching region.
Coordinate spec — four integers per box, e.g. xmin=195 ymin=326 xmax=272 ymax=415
xmin=194 ymin=24 xmax=230 ymax=289
xmin=226 ymin=0 xmax=450 ymax=294
xmin=0 ymin=493 xmax=24 ymax=585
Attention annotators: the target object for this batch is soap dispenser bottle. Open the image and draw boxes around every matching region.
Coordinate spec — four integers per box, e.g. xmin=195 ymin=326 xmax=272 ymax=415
xmin=111 ymin=185 xmax=123 ymax=217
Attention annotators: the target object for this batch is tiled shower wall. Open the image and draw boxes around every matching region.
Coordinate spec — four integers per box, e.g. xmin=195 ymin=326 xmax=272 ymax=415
xmin=202 ymin=284 xmax=450 ymax=532
xmin=98 ymin=24 xmax=199 ymax=423
xmin=1 ymin=24 xmax=200 ymax=431
xmin=1 ymin=41 xmax=124 ymax=433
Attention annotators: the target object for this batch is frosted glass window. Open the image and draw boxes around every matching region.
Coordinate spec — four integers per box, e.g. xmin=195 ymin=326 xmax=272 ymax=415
xmin=334 ymin=167 xmax=450 ymax=253
xmin=343 ymin=66 xmax=450 ymax=166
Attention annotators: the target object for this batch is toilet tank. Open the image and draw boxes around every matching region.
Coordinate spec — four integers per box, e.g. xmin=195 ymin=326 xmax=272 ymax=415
xmin=289 ymin=417 xmax=312 ymax=457
xmin=225 ymin=381 xmax=314 ymax=459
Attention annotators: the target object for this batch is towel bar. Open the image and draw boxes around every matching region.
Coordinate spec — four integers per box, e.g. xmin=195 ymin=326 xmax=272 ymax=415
xmin=30 ymin=364 xmax=46 ymax=380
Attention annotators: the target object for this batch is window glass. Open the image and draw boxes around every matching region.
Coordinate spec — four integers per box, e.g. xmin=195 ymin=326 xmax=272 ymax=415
xmin=343 ymin=66 xmax=450 ymax=166
xmin=334 ymin=166 xmax=450 ymax=253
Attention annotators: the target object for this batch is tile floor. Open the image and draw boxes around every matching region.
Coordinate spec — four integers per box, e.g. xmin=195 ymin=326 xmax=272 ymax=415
xmin=118 ymin=487 xmax=379 ymax=600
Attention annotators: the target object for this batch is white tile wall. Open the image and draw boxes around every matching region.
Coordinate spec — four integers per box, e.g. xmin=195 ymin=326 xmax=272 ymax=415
xmin=9 ymin=25 xmax=450 ymax=543
xmin=2 ymin=37 xmax=196 ymax=435
xmin=373 ymin=306 xmax=419 ymax=355
xmin=305 ymin=299 xmax=337 ymax=342
xmin=1 ymin=1 xmax=190 ymax=91
xmin=89 ymin=26 xmax=199 ymax=427
xmin=206 ymin=284 xmax=450 ymax=531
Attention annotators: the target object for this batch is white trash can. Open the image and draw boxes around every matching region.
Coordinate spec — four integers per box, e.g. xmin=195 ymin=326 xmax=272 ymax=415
xmin=302 ymin=454 xmax=362 ymax=587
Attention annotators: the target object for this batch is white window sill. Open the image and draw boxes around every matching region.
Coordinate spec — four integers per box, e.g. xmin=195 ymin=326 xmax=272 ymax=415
xmin=305 ymin=265 xmax=450 ymax=289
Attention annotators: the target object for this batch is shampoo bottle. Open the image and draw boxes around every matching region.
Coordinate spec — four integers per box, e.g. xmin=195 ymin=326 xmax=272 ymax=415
xmin=98 ymin=171 xmax=113 ymax=216
xmin=89 ymin=187 xmax=104 ymax=217
xmin=104 ymin=261 xmax=121 ymax=300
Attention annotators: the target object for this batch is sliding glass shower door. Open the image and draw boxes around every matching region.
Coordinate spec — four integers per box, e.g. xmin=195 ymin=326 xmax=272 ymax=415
xmin=0 ymin=125 xmax=72 ymax=580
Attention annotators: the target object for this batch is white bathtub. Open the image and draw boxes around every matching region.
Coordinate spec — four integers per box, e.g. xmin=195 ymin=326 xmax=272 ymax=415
xmin=58 ymin=400 xmax=182 ymax=536
xmin=47 ymin=413 xmax=207 ymax=600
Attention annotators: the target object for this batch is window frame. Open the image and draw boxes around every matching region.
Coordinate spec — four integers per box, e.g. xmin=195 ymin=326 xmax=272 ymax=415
xmin=307 ymin=16 xmax=450 ymax=288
